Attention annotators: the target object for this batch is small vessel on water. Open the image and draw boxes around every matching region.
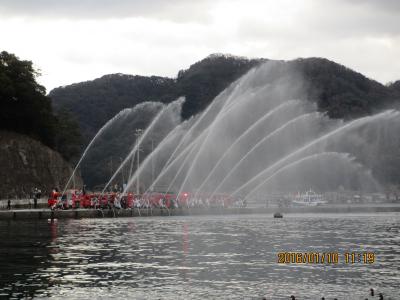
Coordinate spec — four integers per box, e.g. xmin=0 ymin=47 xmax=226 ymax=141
xmin=292 ymin=189 xmax=327 ymax=206
xmin=273 ymin=212 xmax=283 ymax=218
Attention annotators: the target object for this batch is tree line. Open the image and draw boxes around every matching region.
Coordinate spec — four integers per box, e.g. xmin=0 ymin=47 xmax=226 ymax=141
xmin=0 ymin=51 xmax=82 ymax=161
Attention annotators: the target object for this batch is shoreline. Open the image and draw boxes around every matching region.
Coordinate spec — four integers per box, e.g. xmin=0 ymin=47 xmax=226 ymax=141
xmin=1 ymin=204 xmax=400 ymax=220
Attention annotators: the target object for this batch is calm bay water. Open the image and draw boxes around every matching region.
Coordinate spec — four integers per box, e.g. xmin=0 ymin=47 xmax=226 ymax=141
xmin=0 ymin=213 xmax=399 ymax=299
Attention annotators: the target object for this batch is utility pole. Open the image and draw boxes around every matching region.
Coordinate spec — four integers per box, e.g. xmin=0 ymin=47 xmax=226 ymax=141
xmin=110 ymin=156 xmax=113 ymax=182
xmin=120 ymin=157 xmax=124 ymax=188
xmin=151 ymin=138 xmax=154 ymax=191
xmin=73 ymin=169 xmax=76 ymax=190
xmin=135 ymin=129 xmax=143 ymax=195
xmin=128 ymin=151 xmax=135 ymax=181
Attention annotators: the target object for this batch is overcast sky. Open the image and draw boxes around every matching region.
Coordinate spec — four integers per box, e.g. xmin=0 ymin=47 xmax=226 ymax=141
xmin=0 ymin=0 xmax=399 ymax=92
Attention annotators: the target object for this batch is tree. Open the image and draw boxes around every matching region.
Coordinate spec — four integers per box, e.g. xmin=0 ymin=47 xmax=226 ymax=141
xmin=0 ymin=51 xmax=56 ymax=146
xmin=0 ymin=51 xmax=82 ymax=160
xmin=54 ymin=108 xmax=83 ymax=162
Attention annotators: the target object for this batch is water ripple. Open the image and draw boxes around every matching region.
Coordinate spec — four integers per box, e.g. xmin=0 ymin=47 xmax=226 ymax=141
xmin=0 ymin=213 xmax=399 ymax=299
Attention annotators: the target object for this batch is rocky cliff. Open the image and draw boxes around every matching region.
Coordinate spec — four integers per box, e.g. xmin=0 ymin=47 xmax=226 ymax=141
xmin=0 ymin=131 xmax=82 ymax=199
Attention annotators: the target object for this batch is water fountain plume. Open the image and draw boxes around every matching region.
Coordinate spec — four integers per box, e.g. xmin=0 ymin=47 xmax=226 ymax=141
xmin=61 ymin=102 xmax=164 ymax=196
xmin=169 ymin=62 xmax=316 ymax=197
xmin=143 ymin=78 xmax=283 ymax=195
xmin=141 ymin=92 xmax=237 ymax=192
xmin=138 ymin=119 xmax=190 ymax=183
xmin=125 ymin=122 xmax=201 ymax=195
xmin=159 ymin=71 xmax=252 ymax=170
xmin=207 ymin=111 xmax=328 ymax=199
xmin=243 ymin=152 xmax=373 ymax=200
xmin=230 ymin=110 xmax=400 ymax=198
xmin=158 ymin=134 xmax=206 ymax=196
xmin=175 ymin=88 xmax=299 ymax=197
xmin=70 ymin=59 xmax=400 ymax=207
xmin=101 ymin=97 xmax=184 ymax=195
xmin=144 ymin=135 xmax=198 ymax=193
xmin=192 ymin=99 xmax=303 ymax=198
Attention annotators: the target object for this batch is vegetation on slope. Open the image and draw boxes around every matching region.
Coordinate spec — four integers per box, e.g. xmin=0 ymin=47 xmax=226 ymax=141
xmin=0 ymin=51 xmax=82 ymax=161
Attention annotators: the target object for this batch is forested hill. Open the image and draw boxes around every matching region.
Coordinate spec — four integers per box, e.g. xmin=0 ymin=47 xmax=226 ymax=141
xmin=48 ymin=54 xmax=400 ymax=188
xmin=50 ymin=54 xmax=399 ymax=145
xmin=2 ymin=51 xmax=399 ymax=190
xmin=50 ymin=75 xmax=179 ymax=141
xmin=0 ymin=51 xmax=83 ymax=196
xmin=390 ymin=80 xmax=400 ymax=93
xmin=0 ymin=51 xmax=81 ymax=162
xmin=50 ymin=54 xmax=263 ymax=141
xmin=293 ymin=58 xmax=399 ymax=119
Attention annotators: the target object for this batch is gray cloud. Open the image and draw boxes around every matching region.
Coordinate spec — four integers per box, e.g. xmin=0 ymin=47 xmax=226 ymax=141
xmin=338 ymin=0 xmax=400 ymax=12
xmin=1 ymin=0 xmax=398 ymax=90
xmin=0 ymin=0 xmax=213 ymax=22
xmin=311 ymin=0 xmax=400 ymax=37
xmin=235 ymin=0 xmax=400 ymax=46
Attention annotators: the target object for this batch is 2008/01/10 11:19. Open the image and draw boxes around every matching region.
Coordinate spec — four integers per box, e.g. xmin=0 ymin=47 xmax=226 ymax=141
xmin=277 ymin=252 xmax=375 ymax=264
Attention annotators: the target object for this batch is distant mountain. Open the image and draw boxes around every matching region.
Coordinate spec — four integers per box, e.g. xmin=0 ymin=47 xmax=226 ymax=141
xmin=49 ymin=54 xmax=400 ymax=188
xmin=292 ymin=58 xmax=399 ymax=118
xmin=50 ymin=75 xmax=179 ymax=141
xmin=176 ymin=54 xmax=265 ymax=119
xmin=389 ymin=80 xmax=400 ymax=93
xmin=50 ymin=54 xmax=263 ymax=141
xmin=50 ymin=54 xmax=399 ymax=143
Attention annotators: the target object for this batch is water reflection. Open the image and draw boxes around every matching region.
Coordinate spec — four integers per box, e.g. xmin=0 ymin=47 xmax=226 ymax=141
xmin=0 ymin=213 xmax=399 ymax=299
xmin=0 ymin=220 xmax=56 ymax=298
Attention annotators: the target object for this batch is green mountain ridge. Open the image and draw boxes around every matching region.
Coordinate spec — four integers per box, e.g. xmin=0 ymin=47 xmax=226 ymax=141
xmin=50 ymin=54 xmax=400 ymax=143
xmin=2 ymin=51 xmax=399 ymax=191
xmin=48 ymin=54 xmax=400 ymax=188
xmin=50 ymin=74 xmax=179 ymax=140
xmin=50 ymin=54 xmax=263 ymax=141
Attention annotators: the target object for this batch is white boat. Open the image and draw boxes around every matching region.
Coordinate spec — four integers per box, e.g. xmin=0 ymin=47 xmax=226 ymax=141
xmin=292 ymin=189 xmax=327 ymax=206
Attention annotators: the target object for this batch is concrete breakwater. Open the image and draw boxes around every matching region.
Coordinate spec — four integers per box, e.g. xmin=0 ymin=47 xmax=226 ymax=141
xmin=0 ymin=207 xmax=250 ymax=220
xmin=0 ymin=198 xmax=48 ymax=209
xmin=1 ymin=203 xmax=400 ymax=220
